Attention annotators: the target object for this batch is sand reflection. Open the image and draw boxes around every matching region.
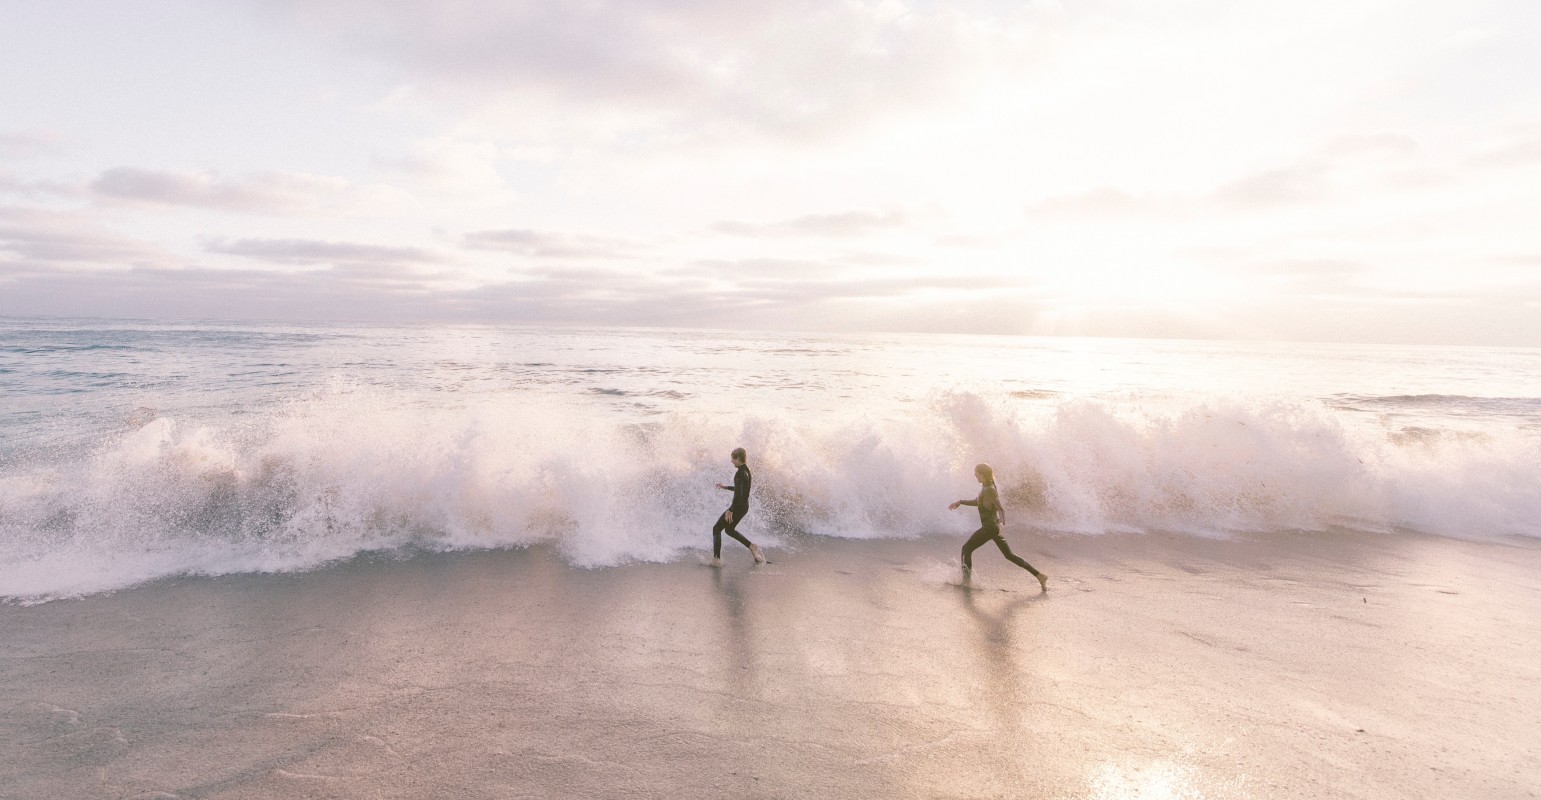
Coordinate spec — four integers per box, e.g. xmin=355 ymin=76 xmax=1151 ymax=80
xmin=954 ymin=582 xmax=1047 ymax=784
xmin=1086 ymin=756 xmax=1245 ymax=800
xmin=710 ymin=566 xmax=759 ymax=695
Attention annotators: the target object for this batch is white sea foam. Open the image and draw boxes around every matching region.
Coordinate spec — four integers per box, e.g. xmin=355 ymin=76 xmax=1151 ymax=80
xmin=2 ymin=387 xmax=1537 ymax=602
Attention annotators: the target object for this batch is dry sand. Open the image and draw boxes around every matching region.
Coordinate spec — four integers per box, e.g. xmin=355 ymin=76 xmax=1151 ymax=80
xmin=3 ymin=530 xmax=1538 ymax=799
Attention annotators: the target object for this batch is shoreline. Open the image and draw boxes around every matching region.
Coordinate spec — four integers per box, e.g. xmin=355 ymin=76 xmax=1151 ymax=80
xmin=4 ymin=530 xmax=1538 ymax=799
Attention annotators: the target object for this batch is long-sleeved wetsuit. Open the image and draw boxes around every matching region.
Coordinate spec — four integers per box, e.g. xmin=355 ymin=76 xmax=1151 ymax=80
xmin=959 ymin=483 xmax=1041 ymax=576
xmin=713 ymin=464 xmax=754 ymax=558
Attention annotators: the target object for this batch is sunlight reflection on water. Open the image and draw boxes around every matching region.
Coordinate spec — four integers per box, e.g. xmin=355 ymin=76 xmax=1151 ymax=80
xmin=1087 ymin=757 xmax=1251 ymax=800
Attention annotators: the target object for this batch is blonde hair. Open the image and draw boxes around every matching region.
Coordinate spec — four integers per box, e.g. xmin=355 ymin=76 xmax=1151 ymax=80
xmin=975 ymin=463 xmax=995 ymax=486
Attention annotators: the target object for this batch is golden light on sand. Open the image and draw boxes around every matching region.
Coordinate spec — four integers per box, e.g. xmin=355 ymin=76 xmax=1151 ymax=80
xmin=1087 ymin=757 xmax=1244 ymax=800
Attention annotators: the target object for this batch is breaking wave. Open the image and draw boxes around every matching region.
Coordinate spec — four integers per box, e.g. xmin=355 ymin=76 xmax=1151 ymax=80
xmin=2 ymin=389 xmax=1537 ymax=602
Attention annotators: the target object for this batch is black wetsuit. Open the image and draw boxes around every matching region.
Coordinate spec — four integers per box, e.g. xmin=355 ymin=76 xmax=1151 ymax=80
xmin=713 ymin=464 xmax=753 ymax=558
xmin=960 ymin=483 xmax=1041 ymax=576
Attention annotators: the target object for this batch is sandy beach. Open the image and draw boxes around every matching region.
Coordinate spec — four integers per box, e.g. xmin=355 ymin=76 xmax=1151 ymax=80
xmin=3 ymin=530 xmax=1538 ymax=799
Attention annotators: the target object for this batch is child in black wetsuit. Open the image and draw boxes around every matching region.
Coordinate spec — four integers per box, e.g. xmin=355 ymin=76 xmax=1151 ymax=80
xmin=712 ymin=447 xmax=764 ymax=565
xmin=949 ymin=463 xmax=1047 ymax=591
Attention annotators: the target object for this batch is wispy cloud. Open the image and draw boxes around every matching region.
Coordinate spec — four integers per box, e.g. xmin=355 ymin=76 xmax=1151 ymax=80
xmin=265 ymin=0 xmax=1060 ymax=143
xmin=462 ymin=228 xmax=638 ymax=259
xmin=1319 ymin=132 xmax=1419 ymax=159
xmin=1026 ymin=188 xmax=1179 ymax=219
xmin=1027 ymin=132 xmax=1432 ymax=221
xmin=1489 ymin=253 xmax=1541 ymax=267
xmin=685 ymin=257 xmax=836 ymax=280
xmin=0 ymin=263 xmax=444 ymax=321
xmin=0 ymin=206 xmax=166 ymax=265
xmin=1252 ymin=258 xmax=1366 ymax=296
xmin=92 ymin=167 xmax=368 ymax=215
xmin=733 ymin=272 xmax=1021 ymax=304
xmin=0 ymin=251 xmax=1025 ymax=331
xmin=0 ymin=130 xmax=65 ymax=159
xmin=0 ymin=172 xmax=82 ymax=199
xmin=207 ymin=237 xmax=440 ymax=265
xmin=1212 ymin=165 xmax=1333 ymax=210
xmin=711 ymin=209 xmax=910 ymax=238
xmin=1467 ymin=129 xmax=1541 ymax=168
xmin=689 ymin=254 xmax=929 ymax=281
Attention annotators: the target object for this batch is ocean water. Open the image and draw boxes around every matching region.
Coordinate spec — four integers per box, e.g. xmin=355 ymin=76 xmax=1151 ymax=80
xmin=2 ymin=317 xmax=1539 ymax=602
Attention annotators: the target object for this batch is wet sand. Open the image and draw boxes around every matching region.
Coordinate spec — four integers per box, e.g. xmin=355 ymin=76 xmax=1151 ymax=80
xmin=3 ymin=530 xmax=1539 ymax=799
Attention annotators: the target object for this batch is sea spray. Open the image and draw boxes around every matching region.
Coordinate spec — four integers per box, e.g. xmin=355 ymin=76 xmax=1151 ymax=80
xmin=3 ymin=386 xmax=1538 ymax=602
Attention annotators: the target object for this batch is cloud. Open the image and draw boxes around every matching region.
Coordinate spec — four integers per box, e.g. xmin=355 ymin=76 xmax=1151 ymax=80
xmin=0 ymin=263 xmax=449 ymax=321
xmin=737 ymin=273 xmax=1020 ymax=304
xmin=0 ymin=206 xmax=166 ymax=265
xmin=689 ymin=257 xmax=1020 ymax=301
xmin=0 ymin=246 xmax=1024 ymax=333
xmin=683 ymin=258 xmax=789 ymax=281
xmin=0 ymin=172 xmax=82 ymax=199
xmin=688 ymin=254 xmax=929 ymax=281
xmin=835 ymin=250 xmax=931 ymax=268
xmin=1377 ymin=168 xmax=1458 ymax=190
xmin=263 ymin=0 xmax=1061 ymax=143
xmin=370 ymin=137 xmax=519 ymax=200
xmin=461 ymin=265 xmax=1029 ymax=330
xmin=1489 ymin=253 xmax=1541 ymax=267
xmin=7 ymin=252 xmax=1535 ymax=344
xmin=711 ymin=209 xmax=909 ymax=238
xmin=1319 ymin=132 xmax=1419 ymax=159
xmin=207 ymin=237 xmax=440 ymax=265
xmin=679 ymin=257 xmax=833 ymax=281
xmin=462 ymin=228 xmax=638 ymax=259
xmin=1031 ymin=132 xmax=1429 ymax=220
xmin=0 ymin=130 xmax=65 ymax=159
xmin=934 ymin=233 xmax=1007 ymax=249
xmin=1212 ymin=164 xmax=1331 ymax=210
xmin=91 ymin=167 xmax=367 ymax=214
xmin=1252 ymin=258 xmax=1366 ymax=295
xmin=1468 ymin=132 xmax=1541 ymax=168
xmin=0 ymin=260 xmax=713 ymax=325
xmin=1025 ymin=188 xmax=1181 ymax=219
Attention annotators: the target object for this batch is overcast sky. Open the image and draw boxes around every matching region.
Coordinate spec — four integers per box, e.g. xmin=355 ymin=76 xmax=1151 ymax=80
xmin=2 ymin=0 xmax=1539 ymax=344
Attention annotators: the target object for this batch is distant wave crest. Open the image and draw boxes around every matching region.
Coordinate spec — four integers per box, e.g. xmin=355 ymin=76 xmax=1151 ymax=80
xmin=1330 ymin=393 xmax=1541 ymax=417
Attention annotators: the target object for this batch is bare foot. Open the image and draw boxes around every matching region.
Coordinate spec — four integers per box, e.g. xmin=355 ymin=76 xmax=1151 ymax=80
xmin=710 ymin=557 xmax=722 ymax=568
xmin=1036 ymin=573 xmax=1048 ymax=592
xmin=749 ymin=544 xmax=765 ymax=564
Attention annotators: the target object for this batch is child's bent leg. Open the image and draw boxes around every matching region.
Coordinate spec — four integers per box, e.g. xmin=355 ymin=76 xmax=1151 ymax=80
xmin=995 ymin=537 xmax=1048 ymax=590
xmin=961 ymin=527 xmax=995 ymax=570
xmin=712 ymin=514 xmax=728 ymax=558
xmin=722 ymin=519 xmax=754 ymax=551
xmin=993 ymin=537 xmax=1040 ymax=576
